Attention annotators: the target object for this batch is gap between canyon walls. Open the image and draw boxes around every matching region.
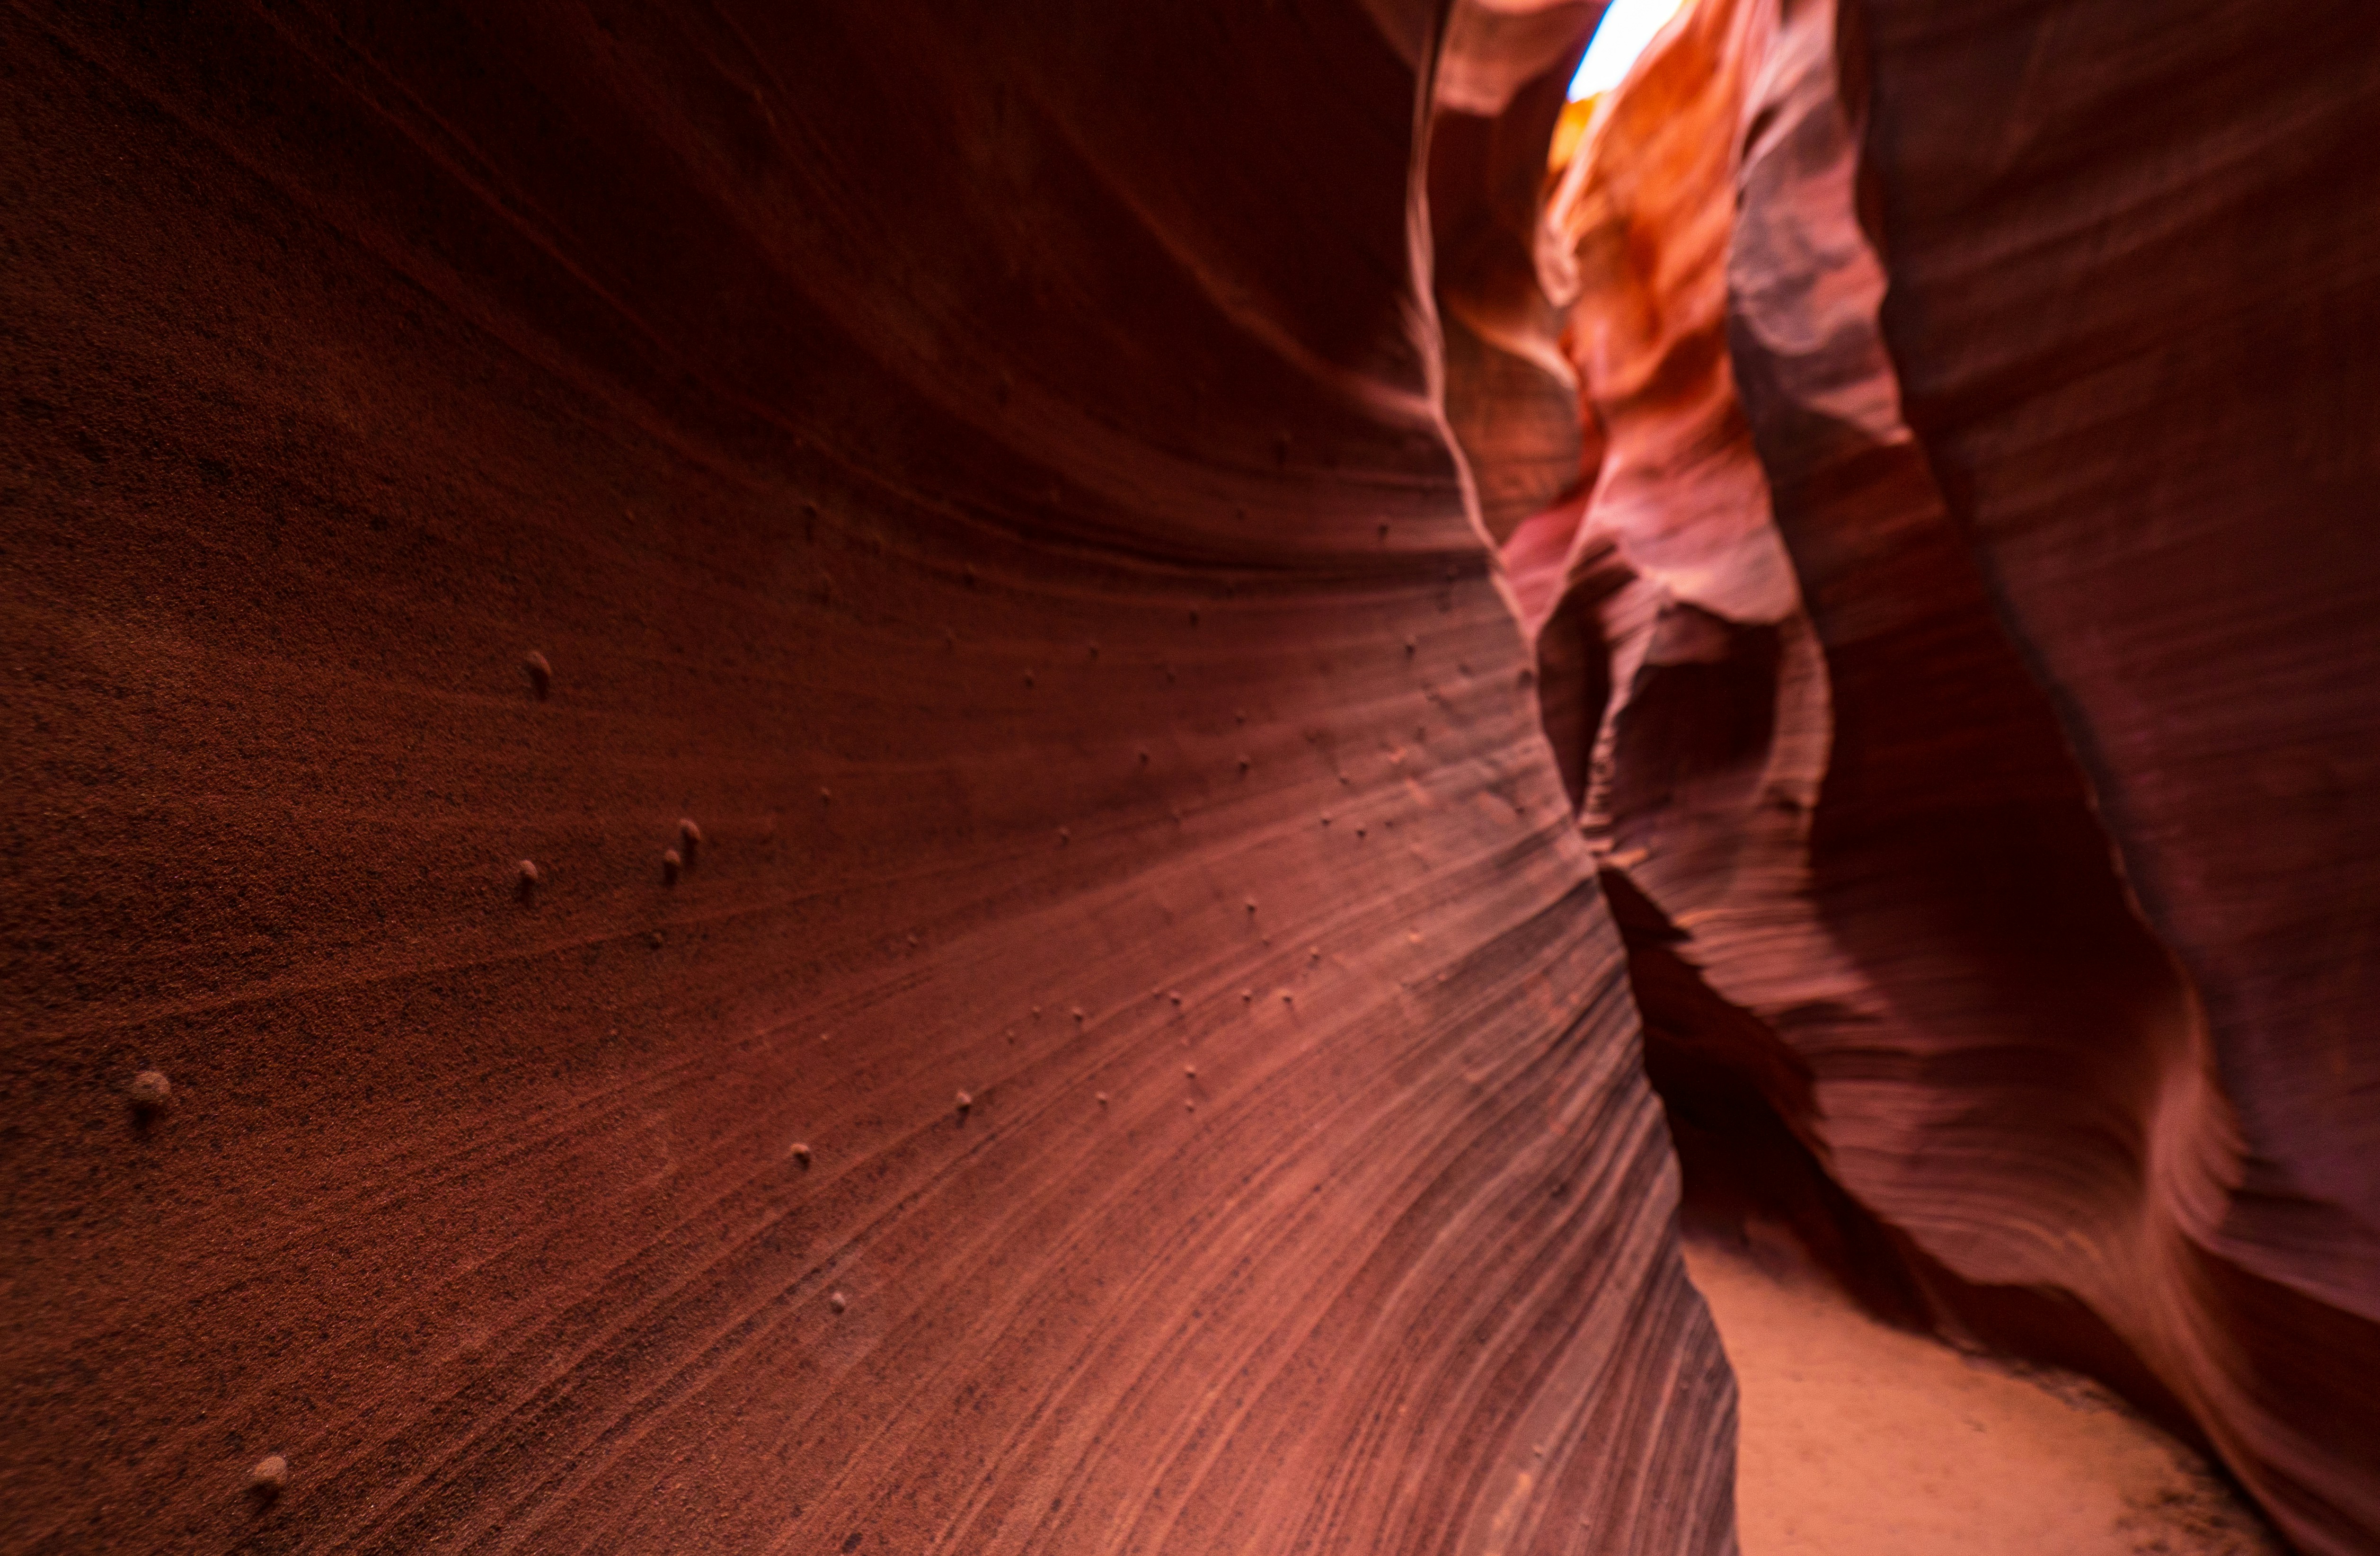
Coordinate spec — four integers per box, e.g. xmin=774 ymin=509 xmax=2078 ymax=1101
xmin=2 ymin=2 xmax=1747 ymax=1555
xmin=1475 ymin=0 xmax=2380 ymax=1551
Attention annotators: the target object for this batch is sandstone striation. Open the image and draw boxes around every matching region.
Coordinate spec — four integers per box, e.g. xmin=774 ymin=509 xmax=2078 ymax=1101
xmin=10 ymin=0 xmax=2378 ymax=1548
xmin=0 ymin=1 xmax=1735 ymax=1553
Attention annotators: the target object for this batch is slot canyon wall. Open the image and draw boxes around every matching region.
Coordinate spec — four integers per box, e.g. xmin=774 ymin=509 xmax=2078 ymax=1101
xmin=2 ymin=1 xmax=1743 ymax=1553
xmin=1508 ymin=0 xmax=2380 ymax=1551
xmin=6 ymin=0 xmax=2377 ymax=1553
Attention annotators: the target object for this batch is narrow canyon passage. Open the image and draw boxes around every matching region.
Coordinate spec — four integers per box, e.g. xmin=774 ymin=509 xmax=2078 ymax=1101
xmin=4 ymin=1 xmax=2376 ymax=1555
xmin=1460 ymin=0 xmax=2380 ymax=1547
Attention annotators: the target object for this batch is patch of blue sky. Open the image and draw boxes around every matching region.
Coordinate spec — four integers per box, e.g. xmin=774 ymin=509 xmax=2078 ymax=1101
xmin=1566 ymin=0 xmax=1689 ymax=100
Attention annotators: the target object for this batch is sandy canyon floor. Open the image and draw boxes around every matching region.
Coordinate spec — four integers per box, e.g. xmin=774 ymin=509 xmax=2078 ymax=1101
xmin=1682 ymin=1231 xmax=2284 ymax=1555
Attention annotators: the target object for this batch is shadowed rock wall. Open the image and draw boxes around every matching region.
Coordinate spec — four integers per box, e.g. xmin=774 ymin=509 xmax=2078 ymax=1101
xmin=1519 ymin=0 xmax=2380 ymax=1548
xmin=0 ymin=2 xmax=1737 ymax=1553
xmin=1855 ymin=1 xmax=2380 ymax=1546
xmin=1429 ymin=0 xmax=1603 ymax=540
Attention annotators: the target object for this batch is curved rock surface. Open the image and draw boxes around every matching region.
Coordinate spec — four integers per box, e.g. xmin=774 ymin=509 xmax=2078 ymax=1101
xmin=1523 ymin=0 xmax=2380 ymax=1549
xmin=14 ymin=0 xmax=2380 ymax=1547
xmin=1855 ymin=0 xmax=2380 ymax=1545
xmin=1429 ymin=0 xmax=1602 ymax=540
xmin=1 ymin=2 xmax=1739 ymax=1553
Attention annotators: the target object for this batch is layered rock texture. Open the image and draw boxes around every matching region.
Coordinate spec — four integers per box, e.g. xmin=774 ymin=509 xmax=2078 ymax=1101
xmin=1513 ymin=0 xmax=2380 ymax=1550
xmin=2 ymin=1 xmax=1737 ymax=1553
xmin=9 ymin=0 xmax=2378 ymax=1551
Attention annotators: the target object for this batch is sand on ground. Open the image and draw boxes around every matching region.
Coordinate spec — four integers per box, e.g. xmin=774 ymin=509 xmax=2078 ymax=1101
xmin=1682 ymin=1230 xmax=2284 ymax=1556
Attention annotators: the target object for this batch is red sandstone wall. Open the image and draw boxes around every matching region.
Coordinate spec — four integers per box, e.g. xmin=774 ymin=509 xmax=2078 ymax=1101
xmin=1524 ymin=0 xmax=2380 ymax=1548
xmin=0 ymin=2 xmax=1737 ymax=1553
xmin=1852 ymin=2 xmax=2380 ymax=1546
xmin=1428 ymin=0 xmax=1604 ymax=540
xmin=16 ymin=0 xmax=2372 ymax=1547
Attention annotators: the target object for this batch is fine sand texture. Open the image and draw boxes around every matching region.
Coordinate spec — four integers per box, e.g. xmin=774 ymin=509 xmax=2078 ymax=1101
xmin=1683 ymin=1231 xmax=2285 ymax=1556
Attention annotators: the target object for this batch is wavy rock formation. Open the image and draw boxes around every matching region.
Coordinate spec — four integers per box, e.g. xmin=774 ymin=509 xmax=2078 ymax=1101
xmin=1523 ymin=0 xmax=2380 ymax=1549
xmin=1429 ymin=0 xmax=1602 ymax=540
xmin=0 ymin=1 xmax=1751 ymax=1553
xmin=13 ymin=0 xmax=2379 ymax=1548
xmin=1853 ymin=1 xmax=2380 ymax=1545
